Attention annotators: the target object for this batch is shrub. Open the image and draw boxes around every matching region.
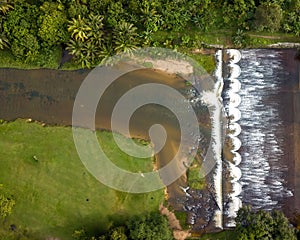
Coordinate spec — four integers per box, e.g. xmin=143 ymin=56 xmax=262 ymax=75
xmin=253 ymin=2 xmax=283 ymax=32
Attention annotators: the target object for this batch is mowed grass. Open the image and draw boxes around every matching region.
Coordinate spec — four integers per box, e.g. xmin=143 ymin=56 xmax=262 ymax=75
xmin=0 ymin=120 xmax=164 ymax=239
xmin=196 ymin=230 xmax=236 ymax=240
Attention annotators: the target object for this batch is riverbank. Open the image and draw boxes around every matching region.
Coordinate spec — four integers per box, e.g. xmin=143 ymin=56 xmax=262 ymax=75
xmin=0 ymin=30 xmax=299 ymax=73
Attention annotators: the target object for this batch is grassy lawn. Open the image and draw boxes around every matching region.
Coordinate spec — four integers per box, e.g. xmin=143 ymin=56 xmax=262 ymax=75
xmin=0 ymin=120 xmax=164 ymax=239
xmin=196 ymin=230 xmax=236 ymax=240
xmin=187 ymin=161 xmax=206 ymax=190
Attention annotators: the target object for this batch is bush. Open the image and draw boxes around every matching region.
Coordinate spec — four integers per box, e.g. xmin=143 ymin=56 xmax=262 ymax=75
xmin=3 ymin=2 xmax=40 ymax=62
xmin=0 ymin=184 xmax=15 ymax=219
xmin=232 ymin=29 xmax=250 ymax=48
xmin=235 ymin=206 xmax=297 ymax=240
xmin=253 ymin=2 xmax=283 ymax=32
xmin=127 ymin=212 xmax=173 ymax=240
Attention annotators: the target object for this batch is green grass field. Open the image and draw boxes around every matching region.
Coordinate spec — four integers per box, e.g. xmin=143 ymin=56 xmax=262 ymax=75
xmin=0 ymin=120 xmax=164 ymax=239
xmin=196 ymin=230 xmax=236 ymax=240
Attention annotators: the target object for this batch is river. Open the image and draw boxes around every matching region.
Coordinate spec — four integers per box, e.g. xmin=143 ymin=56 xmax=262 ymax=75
xmin=0 ymin=48 xmax=299 ymax=230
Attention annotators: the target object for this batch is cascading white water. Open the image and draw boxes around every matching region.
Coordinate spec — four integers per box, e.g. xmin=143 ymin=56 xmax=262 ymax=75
xmin=200 ymin=50 xmax=225 ymax=229
xmin=236 ymin=50 xmax=293 ymax=211
xmin=222 ymin=49 xmax=243 ymax=227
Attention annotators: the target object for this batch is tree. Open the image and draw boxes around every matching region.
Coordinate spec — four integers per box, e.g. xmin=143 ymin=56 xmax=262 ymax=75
xmin=235 ymin=206 xmax=297 ymax=240
xmin=253 ymin=2 xmax=283 ymax=32
xmin=38 ymin=2 xmax=69 ymax=48
xmin=66 ymin=13 xmax=105 ymax=68
xmin=3 ymin=2 xmax=40 ymax=62
xmin=105 ymin=1 xmax=127 ymax=29
xmin=68 ymin=15 xmax=91 ymax=42
xmin=127 ymin=212 xmax=173 ymax=240
xmin=0 ymin=0 xmax=13 ymax=15
xmin=222 ymin=0 xmax=256 ymax=29
xmin=282 ymin=0 xmax=300 ymax=36
xmin=0 ymin=0 xmax=12 ymax=50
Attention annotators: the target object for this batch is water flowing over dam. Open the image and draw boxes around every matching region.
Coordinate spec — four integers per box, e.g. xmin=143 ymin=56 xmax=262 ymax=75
xmin=221 ymin=48 xmax=300 ymax=227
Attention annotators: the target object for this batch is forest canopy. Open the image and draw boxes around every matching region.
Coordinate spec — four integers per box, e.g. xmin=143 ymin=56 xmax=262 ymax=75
xmin=0 ymin=0 xmax=299 ymax=68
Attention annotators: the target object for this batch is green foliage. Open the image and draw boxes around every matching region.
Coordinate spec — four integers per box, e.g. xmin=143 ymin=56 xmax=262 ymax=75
xmin=232 ymin=29 xmax=250 ymax=47
xmin=0 ymin=0 xmax=12 ymax=50
xmin=253 ymin=2 xmax=283 ymax=32
xmin=68 ymin=15 xmax=91 ymax=42
xmin=222 ymin=0 xmax=256 ymax=29
xmin=108 ymin=226 xmax=127 ymax=240
xmin=0 ymin=0 xmax=299 ymax=69
xmin=66 ymin=13 xmax=104 ymax=68
xmin=235 ymin=206 xmax=297 ymax=240
xmin=0 ymin=184 xmax=15 ymax=219
xmin=67 ymin=0 xmax=88 ymax=18
xmin=38 ymin=2 xmax=69 ymax=47
xmin=71 ymin=212 xmax=173 ymax=240
xmin=113 ymin=21 xmax=139 ymax=54
xmin=174 ymin=211 xmax=189 ymax=230
xmin=0 ymin=0 xmax=13 ymax=15
xmin=127 ymin=212 xmax=173 ymax=240
xmin=283 ymin=0 xmax=300 ymax=36
xmin=3 ymin=2 xmax=40 ymax=62
xmin=105 ymin=1 xmax=127 ymax=28
xmin=187 ymin=161 xmax=205 ymax=190
xmin=72 ymin=229 xmax=89 ymax=240
xmin=0 ymin=28 xmax=9 ymax=50
xmin=283 ymin=11 xmax=300 ymax=36
xmin=159 ymin=1 xmax=189 ymax=31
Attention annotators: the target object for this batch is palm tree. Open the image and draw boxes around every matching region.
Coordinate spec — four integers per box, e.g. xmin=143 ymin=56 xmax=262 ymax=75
xmin=87 ymin=13 xmax=104 ymax=48
xmin=99 ymin=43 xmax=114 ymax=65
xmin=0 ymin=0 xmax=13 ymax=50
xmin=113 ymin=21 xmax=139 ymax=54
xmin=82 ymin=40 xmax=99 ymax=67
xmin=0 ymin=31 xmax=9 ymax=49
xmin=66 ymin=39 xmax=84 ymax=57
xmin=68 ymin=15 xmax=91 ymax=42
xmin=0 ymin=0 xmax=13 ymax=15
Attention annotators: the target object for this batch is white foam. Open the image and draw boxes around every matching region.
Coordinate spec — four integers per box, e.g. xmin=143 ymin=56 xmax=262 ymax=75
xmin=226 ymin=49 xmax=242 ymax=64
xmin=201 ymin=49 xmax=224 ymax=229
xmin=228 ymin=92 xmax=242 ymax=108
xmin=228 ymin=63 xmax=241 ymax=79
xmin=229 ymin=79 xmax=241 ymax=93
xmin=228 ymin=107 xmax=241 ymax=122
xmin=229 ymin=163 xmax=242 ymax=181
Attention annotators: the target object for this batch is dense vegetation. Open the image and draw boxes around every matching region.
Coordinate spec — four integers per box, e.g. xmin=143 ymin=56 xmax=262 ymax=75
xmin=0 ymin=0 xmax=299 ymax=68
xmin=235 ymin=206 xmax=297 ymax=240
xmin=199 ymin=206 xmax=298 ymax=240
xmin=72 ymin=206 xmax=298 ymax=240
xmin=72 ymin=212 xmax=173 ymax=240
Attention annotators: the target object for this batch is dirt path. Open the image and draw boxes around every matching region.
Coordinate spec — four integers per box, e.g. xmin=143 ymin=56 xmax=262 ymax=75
xmin=248 ymin=34 xmax=282 ymax=39
xmin=159 ymin=204 xmax=191 ymax=240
